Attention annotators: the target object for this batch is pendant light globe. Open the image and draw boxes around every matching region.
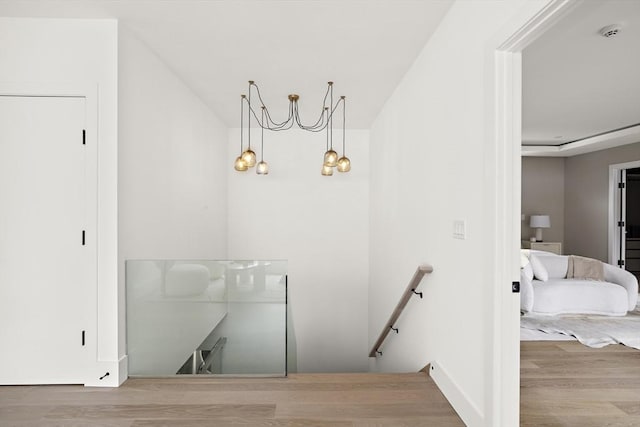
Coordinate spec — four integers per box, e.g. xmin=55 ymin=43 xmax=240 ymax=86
xmin=234 ymin=156 xmax=248 ymax=171
xmin=241 ymin=149 xmax=257 ymax=167
xmin=321 ymin=164 xmax=334 ymax=176
xmin=256 ymin=161 xmax=269 ymax=175
xmin=337 ymin=156 xmax=351 ymax=172
xmin=323 ymin=149 xmax=338 ymax=167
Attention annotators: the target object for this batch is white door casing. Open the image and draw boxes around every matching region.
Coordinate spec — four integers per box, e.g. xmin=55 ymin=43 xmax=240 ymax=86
xmin=609 ymin=160 xmax=640 ymax=266
xmin=491 ymin=1 xmax=580 ymax=425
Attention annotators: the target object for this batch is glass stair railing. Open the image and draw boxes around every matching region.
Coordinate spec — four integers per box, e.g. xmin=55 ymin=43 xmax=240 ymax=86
xmin=126 ymin=260 xmax=289 ymax=377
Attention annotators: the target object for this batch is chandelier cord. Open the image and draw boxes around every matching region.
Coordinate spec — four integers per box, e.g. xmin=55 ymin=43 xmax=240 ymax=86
xmin=247 ymin=81 xmax=252 ymax=149
xmin=245 ymin=82 xmax=341 ymax=133
xmin=251 ymin=82 xmax=294 ymax=128
xmin=326 ymin=108 xmax=329 ymax=151
xmin=261 ymin=107 xmax=265 ymax=162
xmin=342 ymin=97 xmax=346 ymax=156
xmin=251 ymin=81 xmax=331 ymax=131
xmin=240 ymin=95 xmax=244 ymax=154
xmin=329 ymin=83 xmax=333 ymax=149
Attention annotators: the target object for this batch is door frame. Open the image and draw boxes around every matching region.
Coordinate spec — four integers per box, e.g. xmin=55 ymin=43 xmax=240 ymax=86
xmin=609 ymin=160 xmax=640 ymax=266
xmin=0 ymin=83 xmax=98 ymax=385
xmin=490 ymin=1 xmax=580 ymax=425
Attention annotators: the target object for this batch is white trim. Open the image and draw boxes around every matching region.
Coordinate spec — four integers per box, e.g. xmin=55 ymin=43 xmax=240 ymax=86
xmin=523 ymin=124 xmax=640 ymax=157
xmin=84 ymin=355 xmax=128 ymax=387
xmin=490 ymin=1 xmax=578 ymax=425
xmin=430 ymin=362 xmax=483 ymax=426
xmin=609 ymin=161 xmax=640 ymax=265
xmin=497 ymin=0 xmax=580 ymax=51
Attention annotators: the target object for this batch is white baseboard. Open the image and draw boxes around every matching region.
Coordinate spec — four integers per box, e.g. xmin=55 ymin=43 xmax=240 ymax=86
xmin=84 ymin=355 xmax=128 ymax=387
xmin=429 ymin=360 xmax=483 ymax=426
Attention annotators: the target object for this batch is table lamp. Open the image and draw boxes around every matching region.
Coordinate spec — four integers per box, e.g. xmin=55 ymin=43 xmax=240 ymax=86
xmin=530 ymin=215 xmax=550 ymax=242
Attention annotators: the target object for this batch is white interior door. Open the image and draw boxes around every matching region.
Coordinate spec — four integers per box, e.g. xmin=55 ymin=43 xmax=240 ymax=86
xmin=0 ymin=95 xmax=91 ymax=384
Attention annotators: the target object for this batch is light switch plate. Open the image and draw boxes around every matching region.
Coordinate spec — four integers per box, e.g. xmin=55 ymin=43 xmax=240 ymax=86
xmin=453 ymin=220 xmax=466 ymax=239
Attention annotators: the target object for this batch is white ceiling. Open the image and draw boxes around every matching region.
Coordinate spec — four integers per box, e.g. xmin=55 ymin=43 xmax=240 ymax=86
xmin=3 ymin=0 xmax=635 ymax=151
xmin=522 ymin=0 xmax=640 ymax=151
xmin=0 ymin=0 xmax=454 ymax=129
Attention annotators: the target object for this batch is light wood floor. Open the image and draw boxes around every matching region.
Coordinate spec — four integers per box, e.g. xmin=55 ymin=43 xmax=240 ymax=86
xmin=521 ymin=341 xmax=640 ymax=426
xmin=0 ymin=372 xmax=464 ymax=426
xmin=2 ymin=343 xmax=639 ymax=426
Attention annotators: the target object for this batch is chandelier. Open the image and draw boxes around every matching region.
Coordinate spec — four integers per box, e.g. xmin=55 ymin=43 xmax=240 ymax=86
xmin=234 ymin=81 xmax=350 ymax=176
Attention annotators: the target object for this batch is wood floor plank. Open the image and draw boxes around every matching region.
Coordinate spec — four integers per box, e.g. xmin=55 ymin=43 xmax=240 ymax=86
xmin=520 ymin=415 xmax=640 ymax=427
xmin=44 ymin=404 xmax=276 ymax=420
xmin=1 ymin=421 xmax=133 ymax=427
xmin=0 ymin=373 xmax=463 ymax=426
xmin=275 ymin=402 xmax=460 ymax=420
xmin=132 ymin=419 xmax=352 ymax=427
xmin=521 ymin=400 xmax=628 ymax=416
xmin=353 ymin=417 xmax=465 ymax=426
xmin=521 ymin=341 xmax=640 ymax=425
xmin=612 ymin=402 xmax=640 ymax=416
xmin=523 ymin=388 xmax=640 ymax=402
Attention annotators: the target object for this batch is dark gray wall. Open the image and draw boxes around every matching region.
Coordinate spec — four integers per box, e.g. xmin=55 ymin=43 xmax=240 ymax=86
xmin=564 ymin=142 xmax=640 ymax=261
xmin=521 ymin=157 xmax=565 ymax=243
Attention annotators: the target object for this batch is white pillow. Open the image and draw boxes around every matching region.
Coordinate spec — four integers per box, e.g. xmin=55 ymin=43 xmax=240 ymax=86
xmin=522 ymin=262 xmax=533 ymax=281
xmin=530 ymin=255 xmax=548 ymax=282
xmin=539 ymin=255 xmax=568 ymax=279
xmin=520 ymin=266 xmax=534 ymax=312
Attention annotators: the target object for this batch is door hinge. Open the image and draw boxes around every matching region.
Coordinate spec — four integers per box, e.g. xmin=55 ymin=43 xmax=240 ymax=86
xmin=512 ymin=281 xmax=520 ymax=293
xmin=82 ymin=129 xmax=86 ymax=145
xmin=81 ymin=330 xmax=85 ymax=346
xmin=618 ymin=182 xmax=626 ymax=189
xmin=618 ymin=221 xmax=625 ymax=227
xmin=82 ymin=230 xmax=86 ymax=246
xmin=618 ymin=259 xmax=625 ymax=267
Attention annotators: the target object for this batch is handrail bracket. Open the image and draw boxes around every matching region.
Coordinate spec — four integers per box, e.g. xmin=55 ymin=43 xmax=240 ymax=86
xmin=368 ymin=264 xmax=433 ymax=358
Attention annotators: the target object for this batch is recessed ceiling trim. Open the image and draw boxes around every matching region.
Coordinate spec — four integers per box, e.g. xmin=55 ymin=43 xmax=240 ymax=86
xmin=522 ymin=122 xmax=640 ymax=148
xmin=522 ymin=123 xmax=640 ymax=157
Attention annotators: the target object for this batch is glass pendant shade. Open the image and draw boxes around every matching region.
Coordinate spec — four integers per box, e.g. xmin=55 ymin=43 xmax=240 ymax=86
xmin=337 ymin=156 xmax=351 ymax=172
xmin=323 ymin=149 xmax=338 ymax=167
xmin=241 ymin=149 xmax=257 ymax=167
xmin=256 ymin=161 xmax=269 ymax=175
xmin=234 ymin=156 xmax=248 ymax=171
xmin=321 ymin=164 xmax=333 ymax=176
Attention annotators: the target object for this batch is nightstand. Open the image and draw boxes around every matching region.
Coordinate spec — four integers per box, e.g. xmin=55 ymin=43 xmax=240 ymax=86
xmin=521 ymin=241 xmax=562 ymax=255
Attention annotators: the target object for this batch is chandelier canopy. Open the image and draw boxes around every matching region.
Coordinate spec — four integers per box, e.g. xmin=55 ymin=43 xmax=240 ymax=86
xmin=234 ymin=81 xmax=350 ymax=176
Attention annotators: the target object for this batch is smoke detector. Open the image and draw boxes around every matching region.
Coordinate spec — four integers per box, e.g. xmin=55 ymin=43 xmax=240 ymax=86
xmin=599 ymin=24 xmax=622 ymax=38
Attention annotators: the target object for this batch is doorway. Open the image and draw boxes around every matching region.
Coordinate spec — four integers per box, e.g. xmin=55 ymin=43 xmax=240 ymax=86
xmin=611 ymin=164 xmax=640 ymax=281
xmin=0 ymin=95 xmax=94 ymax=384
xmin=626 ymin=168 xmax=640 ymax=281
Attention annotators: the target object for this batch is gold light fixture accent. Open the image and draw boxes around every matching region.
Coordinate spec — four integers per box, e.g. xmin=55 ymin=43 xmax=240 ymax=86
xmin=337 ymin=156 xmax=351 ymax=172
xmin=234 ymin=156 xmax=248 ymax=171
xmin=235 ymin=81 xmax=350 ymax=176
xmin=234 ymin=94 xmax=248 ymax=172
xmin=241 ymin=149 xmax=256 ymax=168
xmin=336 ymin=95 xmax=350 ymax=173
xmin=323 ymin=150 xmax=338 ymax=167
xmin=256 ymin=107 xmax=269 ymax=175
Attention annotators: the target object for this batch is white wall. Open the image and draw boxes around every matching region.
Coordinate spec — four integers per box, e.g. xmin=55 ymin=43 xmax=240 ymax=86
xmin=522 ymin=157 xmax=565 ymax=243
xmin=227 ymin=128 xmax=369 ymax=373
xmin=0 ymin=17 xmax=119 ymax=385
xmin=368 ymin=1 xmax=547 ymax=425
xmin=118 ymin=26 xmax=229 ymax=368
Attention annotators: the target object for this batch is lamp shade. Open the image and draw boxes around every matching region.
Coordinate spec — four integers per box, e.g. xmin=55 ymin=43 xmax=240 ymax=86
xmin=529 ymin=215 xmax=551 ymax=228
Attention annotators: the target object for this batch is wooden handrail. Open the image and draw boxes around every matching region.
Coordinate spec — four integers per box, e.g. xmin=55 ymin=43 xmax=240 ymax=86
xmin=368 ymin=264 xmax=433 ymax=357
